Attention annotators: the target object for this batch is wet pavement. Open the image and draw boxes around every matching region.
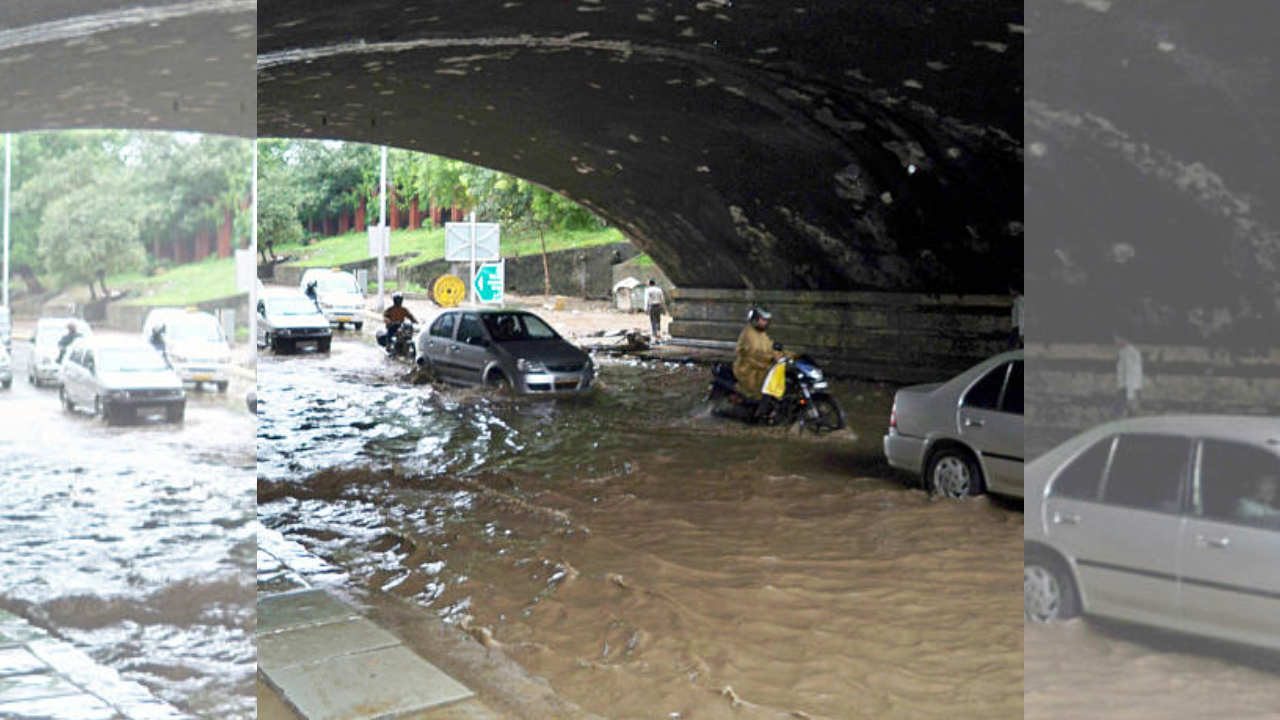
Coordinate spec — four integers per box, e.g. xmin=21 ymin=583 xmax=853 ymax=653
xmin=258 ymin=335 xmax=1024 ymax=719
xmin=0 ymin=342 xmax=257 ymax=719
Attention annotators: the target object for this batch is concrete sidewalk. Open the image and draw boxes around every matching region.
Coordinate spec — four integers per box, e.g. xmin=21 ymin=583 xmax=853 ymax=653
xmin=258 ymin=531 xmax=491 ymax=720
xmin=0 ymin=610 xmax=186 ymax=720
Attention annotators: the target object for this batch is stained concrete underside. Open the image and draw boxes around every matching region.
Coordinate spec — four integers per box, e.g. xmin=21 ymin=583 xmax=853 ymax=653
xmin=1026 ymin=0 xmax=1280 ymax=344
xmin=257 ymin=0 xmax=1023 ymax=294
xmin=0 ymin=0 xmax=256 ymax=138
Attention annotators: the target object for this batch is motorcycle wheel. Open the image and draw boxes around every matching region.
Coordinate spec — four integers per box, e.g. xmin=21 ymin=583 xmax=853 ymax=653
xmin=802 ymin=394 xmax=846 ymax=434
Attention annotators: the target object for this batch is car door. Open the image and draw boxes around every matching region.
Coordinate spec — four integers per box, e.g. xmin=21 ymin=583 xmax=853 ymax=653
xmin=957 ymin=361 xmax=1023 ymax=494
xmin=452 ymin=313 xmax=491 ymax=384
xmin=421 ymin=313 xmax=458 ymax=380
xmin=67 ymin=347 xmax=90 ymax=406
xmin=1178 ymin=438 xmax=1280 ymax=651
xmin=1044 ymin=433 xmax=1191 ymax=626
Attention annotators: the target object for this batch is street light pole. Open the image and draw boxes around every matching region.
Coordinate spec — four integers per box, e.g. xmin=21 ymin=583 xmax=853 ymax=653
xmin=377 ymin=145 xmax=387 ymax=310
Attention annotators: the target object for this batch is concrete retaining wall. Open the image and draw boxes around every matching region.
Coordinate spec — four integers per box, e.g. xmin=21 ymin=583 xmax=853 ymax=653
xmin=268 ymin=255 xmax=415 ymax=289
xmin=403 ymin=242 xmax=639 ymax=300
xmin=1026 ymin=344 xmax=1280 ymax=448
xmin=102 ymin=293 xmax=250 ymax=333
xmin=669 ymin=288 xmax=1013 ymax=383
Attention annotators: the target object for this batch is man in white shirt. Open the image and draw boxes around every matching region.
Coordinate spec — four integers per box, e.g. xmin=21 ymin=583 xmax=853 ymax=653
xmin=1010 ymin=288 xmax=1024 ymax=348
xmin=644 ymin=279 xmax=666 ymax=342
xmin=1114 ymin=334 xmax=1143 ymax=418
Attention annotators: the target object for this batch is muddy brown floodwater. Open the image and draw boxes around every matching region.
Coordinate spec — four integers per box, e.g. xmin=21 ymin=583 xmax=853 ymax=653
xmin=258 ymin=338 xmax=1023 ymax=719
xmin=0 ymin=347 xmax=256 ymax=719
xmin=1027 ymin=620 xmax=1280 ymax=719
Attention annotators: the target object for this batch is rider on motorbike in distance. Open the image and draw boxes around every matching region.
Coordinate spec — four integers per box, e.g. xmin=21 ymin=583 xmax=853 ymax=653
xmin=381 ymin=292 xmax=418 ymax=350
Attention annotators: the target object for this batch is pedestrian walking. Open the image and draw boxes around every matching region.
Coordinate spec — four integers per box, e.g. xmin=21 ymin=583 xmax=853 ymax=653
xmin=1115 ymin=334 xmax=1143 ymax=418
xmin=1010 ymin=288 xmax=1024 ymax=348
xmin=644 ymin=279 xmax=666 ymax=343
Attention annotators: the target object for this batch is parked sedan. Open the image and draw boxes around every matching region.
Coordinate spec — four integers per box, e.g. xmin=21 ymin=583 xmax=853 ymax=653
xmin=58 ymin=337 xmax=186 ymax=424
xmin=883 ymin=350 xmax=1023 ymax=498
xmin=415 ymin=309 xmax=594 ymax=394
xmin=1024 ymin=415 xmax=1280 ymax=653
xmin=257 ymin=292 xmax=333 ymax=353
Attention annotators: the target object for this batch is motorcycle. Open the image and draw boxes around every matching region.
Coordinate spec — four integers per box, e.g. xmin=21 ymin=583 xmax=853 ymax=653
xmin=376 ymin=321 xmax=416 ymax=359
xmin=705 ymin=351 xmax=845 ymax=434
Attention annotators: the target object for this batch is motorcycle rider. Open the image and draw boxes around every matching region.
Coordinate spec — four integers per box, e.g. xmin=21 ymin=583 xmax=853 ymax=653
xmin=381 ymin=292 xmax=418 ymax=350
xmin=734 ymin=306 xmax=790 ymax=418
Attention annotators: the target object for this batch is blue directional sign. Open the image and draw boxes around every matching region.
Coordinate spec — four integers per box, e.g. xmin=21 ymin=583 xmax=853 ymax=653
xmin=473 ymin=262 xmax=504 ymax=304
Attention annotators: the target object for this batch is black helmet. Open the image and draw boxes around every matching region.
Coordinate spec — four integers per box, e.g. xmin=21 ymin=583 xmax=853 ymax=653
xmin=748 ymin=306 xmax=772 ymax=323
xmin=392 ymin=292 xmax=404 ymax=305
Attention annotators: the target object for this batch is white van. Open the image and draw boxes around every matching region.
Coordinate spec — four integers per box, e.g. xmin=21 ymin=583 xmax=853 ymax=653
xmin=142 ymin=307 xmax=233 ymax=392
xmin=299 ymin=268 xmax=365 ymax=329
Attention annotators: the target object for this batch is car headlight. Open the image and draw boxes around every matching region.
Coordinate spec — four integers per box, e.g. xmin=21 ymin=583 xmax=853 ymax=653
xmin=277 ymin=328 xmax=292 ymax=337
xmin=517 ymin=358 xmax=546 ymax=373
xmin=168 ymin=353 xmax=187 ymax=364
xmin=108 ymin=390 xmax=129 ymax=399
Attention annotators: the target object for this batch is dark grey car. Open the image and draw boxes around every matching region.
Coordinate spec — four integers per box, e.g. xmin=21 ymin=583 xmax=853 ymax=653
xmin=415 ymin=309 xmax=594 ymax=394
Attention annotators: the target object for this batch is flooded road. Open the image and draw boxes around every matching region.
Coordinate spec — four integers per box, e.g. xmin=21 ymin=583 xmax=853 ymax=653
xmin=1027 ymin=617 xmax=1280 ymax=719
xmin=258 ymin=337 xmax=1023 ymax=719
xmin=0 ymin=344 xmax=256 ymax=719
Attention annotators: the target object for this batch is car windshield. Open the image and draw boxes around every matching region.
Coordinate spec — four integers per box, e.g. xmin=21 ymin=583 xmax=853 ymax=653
xmin=482 ymin=313 xmax=558 ymax=342
xmin=98 ymin=347 xmax=168 ymax=373
xmin=317 ymin=275 xmax=359 ymax=293
xmin=269 ymin=298 xmax=321 ymax=316
xmin=165 ymin=315 xmax=225 ymax=343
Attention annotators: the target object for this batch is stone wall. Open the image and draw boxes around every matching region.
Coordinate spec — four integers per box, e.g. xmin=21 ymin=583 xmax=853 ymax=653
xmin=1026 ymin=343 xmax=1280 ymax=453
xmin=669 ymin=288 xmax=1013 ymax=383
xmin=404 ymin=242 xmax=639 ymax=300
xmin=267 ymin=255 xmax=414 ymax=289
xmin=102 ymin=294 xmax=250 ymax=333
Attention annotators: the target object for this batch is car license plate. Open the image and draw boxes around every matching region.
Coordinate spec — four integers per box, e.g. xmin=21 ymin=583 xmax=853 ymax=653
xmin=335 ymin=315 xmax=352 ymax=321
xmin=193 ymin=373 xmax=212 ymax=381
xmin=138 ymin=406 xmax=164 ymax=416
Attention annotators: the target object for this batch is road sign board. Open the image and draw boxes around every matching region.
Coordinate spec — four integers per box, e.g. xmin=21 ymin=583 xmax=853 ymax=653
xmin=367 ymin=225 xmax=390 ymax=256
xmin=445 ymin=221 xmax=500 ymax=262
xmin=473 ymin=261 xmax=504 ymax=304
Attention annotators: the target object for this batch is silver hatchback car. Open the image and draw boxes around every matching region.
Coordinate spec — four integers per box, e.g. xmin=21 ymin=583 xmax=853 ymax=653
xmin=1024 ymin=416 xmax=1280 ymax=653
xmin=883 ymin=350 xmax=1024 ymax=498
xmin=415 ymin=309 xmax=594 ymax=394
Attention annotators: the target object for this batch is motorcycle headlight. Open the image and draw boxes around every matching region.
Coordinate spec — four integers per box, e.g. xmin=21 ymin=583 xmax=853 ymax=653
xmin=517 ymin=358 xmax=546 ymax=373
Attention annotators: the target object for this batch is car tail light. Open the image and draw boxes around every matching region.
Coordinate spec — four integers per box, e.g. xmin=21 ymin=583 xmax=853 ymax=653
xmin=889 ymin=402 xmax=897 ymax=428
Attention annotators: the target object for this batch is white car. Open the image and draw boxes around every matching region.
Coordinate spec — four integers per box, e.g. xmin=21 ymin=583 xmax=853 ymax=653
xmin=883 ymin=350 xmax=1024 ymax=498
xmin=142 ymin=307 xmax=233 ymax=391
xmin=257 ymin=291 xmax=333 ymax=353
xmin=0 ymin=344 xmax=12 ymax=389
xmin=28 ymin=317 xmax=93 ymax=387
xmin=1025 ymin=416 xmax=1280 ymax=653
xmin=299 ymin=268 xmax=365 ymax=329
xmin=58 ymin=336 xmax=186 ymax=424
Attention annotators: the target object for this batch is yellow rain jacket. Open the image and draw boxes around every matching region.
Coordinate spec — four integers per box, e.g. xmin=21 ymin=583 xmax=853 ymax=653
xmin=734 ymin=325 xmax=781 ymax=399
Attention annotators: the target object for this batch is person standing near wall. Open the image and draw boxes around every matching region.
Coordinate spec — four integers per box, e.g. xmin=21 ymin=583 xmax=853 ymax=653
xmin=644 ymin=278 xmax=666 ymax=343
xmin=1010 ymin=288 xmax=1024 ymax=348
xmin=1115 ymin=333 xmax=1143 ymax=418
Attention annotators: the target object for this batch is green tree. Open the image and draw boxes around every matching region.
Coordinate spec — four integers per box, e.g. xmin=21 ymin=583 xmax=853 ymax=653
xmin=38 ymin=176 xmax=145 ymax=300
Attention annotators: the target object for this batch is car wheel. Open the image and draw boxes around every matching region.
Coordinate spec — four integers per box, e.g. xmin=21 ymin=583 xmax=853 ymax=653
xmin=2 ymin=379 xmax=10 ymax=390
xmin=1025 ymin=553 xmax=1079 ymax=623
xmin=485 ymin=372 xmax=512 ymax=393
xmin=166 ymin=402 xmax=185 ymax=424
xmin=925 ymin=446 xmax=984 ymax=498
xmin=318 ymin=338 xmax=332 ymax=353
xmin=354 ymin=322 xmax=363 ymax=331
xmin=60 ymin=386 xmax=72 ymax=411
xmin=216 ymin=381 xmax=229 ymax=393
xmin=96 ymin=396 xmax=113 ymax=424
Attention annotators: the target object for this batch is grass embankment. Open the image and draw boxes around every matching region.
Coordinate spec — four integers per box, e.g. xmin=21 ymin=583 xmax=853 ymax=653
xmin=269 ymin=226 xmax=625 ymax=270
xmin=108 ymin=255 xmax=241 ymax=306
